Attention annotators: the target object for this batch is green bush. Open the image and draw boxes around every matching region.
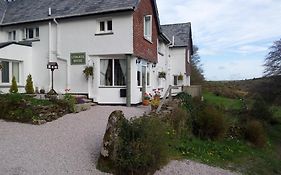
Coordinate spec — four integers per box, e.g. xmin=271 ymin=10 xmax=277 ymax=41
xmin=166 ymin=107 xmax=190 ymax=137
xmin=25 ymin=74 xmax=34 ymax=94
xmin=244 ymin=120 xmax=267 ymax=147
xmin=63 ymin=93 xmax=76 ymax=113
xmin=9 ymin=76 xmax=18 ymax=93
xmin=114 ymin=116 xmax=169 ymax=175
xmin=193 ymin=105 xmax=227 ymax=140
xmin=251 ymin=96 xmax=273 ymax=123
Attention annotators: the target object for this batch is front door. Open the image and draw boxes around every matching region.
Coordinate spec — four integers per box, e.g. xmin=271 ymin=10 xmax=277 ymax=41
xmin=142 ymin=66 xmax=147 ymax=100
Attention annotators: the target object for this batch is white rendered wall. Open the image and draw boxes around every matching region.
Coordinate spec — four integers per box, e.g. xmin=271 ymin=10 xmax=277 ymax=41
xmin=0 ymin=44 xmax=32 ymax=93
xmin=59 ymin=12 xmax=133 ymax=94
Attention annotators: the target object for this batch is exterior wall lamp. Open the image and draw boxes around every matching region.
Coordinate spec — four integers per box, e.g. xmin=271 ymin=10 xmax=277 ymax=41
xmin=152 ymin=63 xmax=156 ymax=68
xmin=47 ymin=62 xmax=58 ymax=95
xmin=136 ymin=59 xmax=141 ymax=64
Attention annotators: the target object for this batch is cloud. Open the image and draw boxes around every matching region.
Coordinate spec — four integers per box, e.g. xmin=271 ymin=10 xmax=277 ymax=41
xmin=157 ymin=0 xmax=281 ymax=80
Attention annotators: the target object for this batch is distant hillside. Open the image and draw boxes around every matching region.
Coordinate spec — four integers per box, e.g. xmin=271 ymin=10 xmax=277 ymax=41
xmin=204 ymin=76 xmax=281 ymax=105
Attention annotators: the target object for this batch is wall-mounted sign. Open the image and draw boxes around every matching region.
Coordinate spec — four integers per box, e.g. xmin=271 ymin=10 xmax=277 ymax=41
xmin=70 ymin=52 xmax=86 ymax=65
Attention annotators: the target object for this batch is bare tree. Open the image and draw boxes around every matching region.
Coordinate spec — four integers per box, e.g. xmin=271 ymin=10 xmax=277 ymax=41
xmin=264 ymin=38 xmax=281 ymax=77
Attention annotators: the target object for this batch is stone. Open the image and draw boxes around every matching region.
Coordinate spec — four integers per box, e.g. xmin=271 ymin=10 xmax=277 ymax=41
xmin=33 ymin=120 xmax=47 ymax=125
xmin=98 ymin=110 xmax=126 ymax=166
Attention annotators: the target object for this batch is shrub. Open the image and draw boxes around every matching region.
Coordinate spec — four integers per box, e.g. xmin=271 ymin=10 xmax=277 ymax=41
xmin=25 ymin=74 xmax=34 ymax=94
xmin=251 ymin=96 xmax=273 ymax=122
xmin=193 ymin=105 xmax=227 ymax=140
xmin=9 ymin=76 xmax=18 ymax=93
xmin=244 ymin=120 xmax=267 ymax=147
xmin=166 ymin=107 xmax=190 ymax=137
xmin=113 ymin=116 xmax=169 ymax=175
xmin=63 ymin=93 xmax=76 ymax=113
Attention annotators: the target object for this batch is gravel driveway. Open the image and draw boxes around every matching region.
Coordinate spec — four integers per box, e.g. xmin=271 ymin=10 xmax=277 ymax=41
xmin=0 ymin=105 xmax=237 ymax=175
xmin=0 ymin=106 xmax=148 ymax=175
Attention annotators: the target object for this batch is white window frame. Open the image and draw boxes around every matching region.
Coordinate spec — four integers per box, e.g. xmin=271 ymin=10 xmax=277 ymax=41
xmin=24 ymin=27 xmax=39 ymax=40
xmin=144 ymin=15 xmax=152 ymax=42
xmin=99 ymin=58 xmax=126 ymax=87
xmin=96 ymin=19 xmax=113 ymax=34
xmin=8 ymin=30 xmax=16 ymax=41
xmin=0 ymin=60 xmax=21 ymax=85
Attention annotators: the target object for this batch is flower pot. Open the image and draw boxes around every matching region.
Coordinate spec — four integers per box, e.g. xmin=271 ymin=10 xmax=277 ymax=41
xmin=143 ymin=99 xmax=150 ymax=106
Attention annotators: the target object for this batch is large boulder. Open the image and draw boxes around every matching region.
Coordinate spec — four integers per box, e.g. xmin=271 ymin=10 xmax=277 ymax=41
xmin=97 ymin=110 xmax=126 ymax=172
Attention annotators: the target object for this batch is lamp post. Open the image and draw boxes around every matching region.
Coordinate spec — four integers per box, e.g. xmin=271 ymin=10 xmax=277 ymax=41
xmin=47 ymin=62 xmax=58 ymax=95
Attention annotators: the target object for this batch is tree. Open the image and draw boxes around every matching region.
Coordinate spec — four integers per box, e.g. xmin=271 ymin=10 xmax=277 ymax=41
xmin=264 ymin=38 xmax=281 ymax=77
xmin=191 ymin=45 xmax=205 ymax=84
xmin=25 ymin=74 xmax=34 ymax=94
xmin=9 ymin=76 xmax=18 ymax=93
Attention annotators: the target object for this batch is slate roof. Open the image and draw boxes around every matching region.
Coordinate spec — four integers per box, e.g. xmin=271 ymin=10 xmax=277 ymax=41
xmin=161 ymin=23 xmax=192 ymax=47
xmin=0 ymin=0 xmax=139 ymax=25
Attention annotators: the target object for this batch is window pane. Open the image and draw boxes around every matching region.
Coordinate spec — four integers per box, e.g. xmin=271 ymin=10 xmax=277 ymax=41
xmin=8 ymin=32 xmax=12 ymax=41
xmin=100 ymin=59 xmax=112 ymax=86
xmin=1 ymin=61 xmax=9 ymax=83
xmin=144 ymin=16 xmax=151 ymax=36
xmin=137 ymin=71 xmax=141 ymax=86
xmin=107 ymin=20 xmax=112 ymax=31
xmin=147 ymin=72 xmax=150 ymax=86
xmin=12 ymin=62 xmax=19 ymax=83
xmin=13 ymin=31 xmax=16 ymax=40
xmin=28 ymin=28 xmax=34 ymax=39
xmin=100 ymin=21 xmax=105 ymax=31
xmin=174 ymin=76 xmax=178 ymax=86
xmin=35 ymin=28 xmax=39 ymax=38
xmin=114 ymin=59 xmax=126 ymax=86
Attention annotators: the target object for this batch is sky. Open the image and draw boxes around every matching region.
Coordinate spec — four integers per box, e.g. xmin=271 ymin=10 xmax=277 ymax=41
xmin=157 ymin=0 xmax=281 ymax=80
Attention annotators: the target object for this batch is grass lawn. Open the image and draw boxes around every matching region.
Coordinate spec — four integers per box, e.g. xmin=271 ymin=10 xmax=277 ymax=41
xmin=203 ymin=91 xmax=243 ymax=110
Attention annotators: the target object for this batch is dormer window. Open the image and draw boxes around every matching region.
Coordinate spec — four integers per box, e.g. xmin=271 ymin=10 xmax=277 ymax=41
xmin=24 ymin=27 xmax=39 ymax=40
xmin=8 ymin=31 xmax=16 ymax=41
xmin=144 ymin=15 xmax=152 ymax=42
xmin=97 ymin=19 xmax=113 ymax=34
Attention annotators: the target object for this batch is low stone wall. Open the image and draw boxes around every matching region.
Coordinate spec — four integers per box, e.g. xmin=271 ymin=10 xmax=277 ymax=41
xmin=183 ymin=85 xmax=202 ymax=97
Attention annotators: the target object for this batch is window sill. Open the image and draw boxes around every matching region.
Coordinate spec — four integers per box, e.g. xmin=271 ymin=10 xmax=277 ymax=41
xmin=144 ymin=36 xmax=153 ymax=44
xmin=22 ymin=38 xmax=40 ymax=42
xmin=95 ymin=32 xmax=114 ymax=36
xmin=99 ymin=86 xmax=126 ymax=88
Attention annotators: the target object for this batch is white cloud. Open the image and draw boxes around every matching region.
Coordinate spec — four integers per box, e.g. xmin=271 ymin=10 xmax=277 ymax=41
xmin=157 ymin=0 xmax=281 ymax=80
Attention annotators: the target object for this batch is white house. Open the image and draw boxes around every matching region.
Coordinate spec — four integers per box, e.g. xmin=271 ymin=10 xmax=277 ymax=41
xmin=0 ymin=0 xmax=193 ymax=105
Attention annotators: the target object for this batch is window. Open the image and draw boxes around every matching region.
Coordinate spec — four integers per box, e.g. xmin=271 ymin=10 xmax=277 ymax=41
xmin=97 ymin=20 xmax=113 ymax=33
xmin=137 ymin=71 xmax=141 ymax=86
xmin=8 ymin=31 xmax=16 ymax=41
xmin=100 ymin=59 xmax=127 ymax=86
xmin=1 ymin=61 xmax=9 ymax=83
xmin=0 ymin=61 xmax=20 ymax=83
xmin=147 ymin=71 xmax=150 ymax=86
xmin=174 ymin=76 xmax=178 ymax=86
xmin=25 ymin=27 xmax=39 ymax=39
xmin=12 ymin=62 xmax=19 ymax=83
xmin=144 ymin=15 xmax=152 ymax=42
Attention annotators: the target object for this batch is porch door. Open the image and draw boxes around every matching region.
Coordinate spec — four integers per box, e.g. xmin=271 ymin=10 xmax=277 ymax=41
xmin=142 ymin=66 xmax=147 ymax=100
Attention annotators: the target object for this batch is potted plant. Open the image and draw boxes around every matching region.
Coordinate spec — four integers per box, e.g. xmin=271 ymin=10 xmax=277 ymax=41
xmin=143 ymin=93 xmax=150 ymax=106
xmin=83 ymin=66 xmax=93 ymax=80
xmin=151 ymin=98 xmax=160 ymax=112
xmin=178 ymin=73 xmax=184 ymax=81
xmin=158 ymin=71 xmax=166 ymax=79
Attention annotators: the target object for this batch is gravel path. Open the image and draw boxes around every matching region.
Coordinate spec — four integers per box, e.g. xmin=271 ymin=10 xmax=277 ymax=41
xmin=0 ymin=105 xmax=238 ymax=175
xmin=0 ymin=106 xmax=149 ymax=175
xmin=155 ymin=160 xmax=238 ymax=175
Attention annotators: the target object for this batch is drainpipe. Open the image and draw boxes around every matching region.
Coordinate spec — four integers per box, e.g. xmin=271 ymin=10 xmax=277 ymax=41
xmin=126 ymin=54 xmax=131 ymax=107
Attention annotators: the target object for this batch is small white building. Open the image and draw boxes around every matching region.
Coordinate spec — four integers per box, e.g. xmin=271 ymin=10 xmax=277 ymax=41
xmin=0 ymin=0 xmax=193 ymax=105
